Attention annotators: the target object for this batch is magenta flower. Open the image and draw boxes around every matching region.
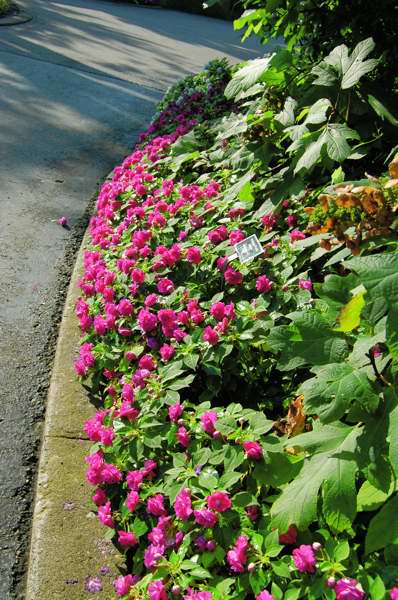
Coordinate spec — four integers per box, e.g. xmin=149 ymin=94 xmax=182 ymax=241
xmin=174 ymin=488 xmax=193 ymax=520
xmin=246 ymin=505 xmax=260 ymax=522
xmin=298 ymin=278 xmax=312 ymax=291
xmin=279 ymin=525 xmax=297 ymax=545
xmin=210 ymin=301 xmax=226 ymax=321
xmin=243 ymin=441 xmax=263 ymax=460
xmin=138 ymin=309 xmax=158 ymax=332
xmin=148 ymin=580 xmax=167 ymax=600
xmin=193 ymin=508 xmax=218 ymax=528
xmin=160 ymin=343 xmax=176 ymax=362
xmin=157 ymin=277 xmax=175 ymax=294
xmin=125 ymin=490 xmax=140 ymax=512
xmin=58 ymin=216 xmax=68 ymax=228
xmin=177 ymin=426 xmax=190 ymax=448
xmin=335 ymin=579 xmax=365 ymax=600
xmin=256 ymin=592 xmax=274 ymax=600
xmin=117 ymin=530 xmax=138 ymax=547
xmin=200 ymin=411 xmax=217 ymax=435
xmin=92 ymin=488 xmax=107 ymax=507
xmin=292 ymin=544 xmax=317 ymax=573
xmin=224 ymin=267 xmax=243 ymax=285
xmin=147 ymin=494 xmax=167 ymax=517
xmin=390 ymin=588 xmax=398 ymax=600
xmin=187 ymin=246 xmax=202 ymax=264
xmin=168 ymin=402 xmax=183 ymax=422
xmin=118 ymin=298 xmax=133 ymax=316
xmin=114 ymin=574 xmax=135 ymax=597
xmin=290 ymin=228 xmax=306 ymax=242
xmin=203 ymin=326 xmax=219 ymax=345
xmin=206 ymin=491 xmax=231 ymax=513
xmin=227 ymin=535 xmax=249 ymax=573
xmin=256 ymin=275 xmax=272 ymax=293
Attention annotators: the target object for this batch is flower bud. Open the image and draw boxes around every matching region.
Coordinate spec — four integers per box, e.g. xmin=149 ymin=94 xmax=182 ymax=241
xmin=177 ymin=418 xmax=185 ymax=426
xmin=206 ymin=540 xmax=216 ymax=552
xmin=312 ymin=542 xmax=322 ymax=551
xmin=327 ymin=577 xmax=336 ymax=588
xmin=171 ymin=585 xmax=181 ymax=596
xmin=248 ymin=562 xmax=256 ymax=572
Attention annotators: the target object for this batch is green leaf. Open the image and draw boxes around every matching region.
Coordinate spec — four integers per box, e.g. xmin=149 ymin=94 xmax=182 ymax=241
xmin=224 ymin=56 xmax=273 ymax=99
xmin=341 ymin=38 xmax=378 ymax=89
xmin=365 ymin=494 xmax=398 ymax=554
xmin=275 ymin=96 xmax=297 ymax=126
xmin=357 ymin=480 xmax=394 ymax=512
xmin=199 ymin=468 xmax=219 ymax=490
xmin=324 ymin=124 xmax=360 ymax=162
xmin=171 ymin=130 xmax=201 ymax=156
xmin=305 ymin=98 xmax=332 ymax=125
xmin=335 ymin=291 xmax=365 ymax=332
xmin=271 ymin=425 xmax=359 ymax=531
xmin=388 ymin=389 xmax=398 ymax=477
xmin=334 ymin=540 xmax=350 ymax=562
xmin=368 ymin=95 xmax=398 ymax=126
xmin=300 ymin=363 xmax=378 ymax=422
xmin=294 ymin=131 xmax=325 ymax=173
xmin=268 ymin=311 xmax=349 ymax=370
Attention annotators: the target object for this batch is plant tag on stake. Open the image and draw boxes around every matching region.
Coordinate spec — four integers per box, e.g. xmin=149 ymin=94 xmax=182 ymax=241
xmin=229 ymin=234 xmax=264 ymax=264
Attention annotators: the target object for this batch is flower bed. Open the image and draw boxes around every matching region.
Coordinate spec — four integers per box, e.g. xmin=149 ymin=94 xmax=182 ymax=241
xmin=76 ymin=52 xmax=398 ymax=600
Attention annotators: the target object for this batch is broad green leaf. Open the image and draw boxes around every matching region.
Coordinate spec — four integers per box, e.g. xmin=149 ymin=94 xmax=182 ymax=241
xmin=365 ymin=494 xmax=398 ymax=554
xmin=271 ymin=426 xmax=359 ymax=530
xmin=368 ymin=95 xmax=398 ymax=126
xmin=387 ymin=305 xmax=398 ymax=359
xmin=268 ymin=311 xmax=349 ymax=370
xmin=224 ymin=56 xmax=273 ymax=99
xmin=305 ymin=98 xmax=332 ymax=125
xmin=347 ymin=254 xmax=398 ymax=316
xmin=288 ymin=422 xmax=354 ymax=454
xmin=335 ymin=291 xmax=365 ymax=332
xmin=275 ymin=96 xmax=297 ymax=126
xmin=341 ymin=38 xmax=378 ymax=88
xmin=294 ymin=131 xmax=325 ymax=173
xmin=300 ymin=363 xmax=378 ymax=422
xmin=388 ymin=389 xmax=398 ymax=477
xmin=171 ymin=130 xmax=201 ymax=156
xmin=223 ymin=170 xmax=255 ymax=204
xmin=357 ymin=480 xmax=394 ymax=512
xmin=324 ymin=124 xmax=360 ymax=162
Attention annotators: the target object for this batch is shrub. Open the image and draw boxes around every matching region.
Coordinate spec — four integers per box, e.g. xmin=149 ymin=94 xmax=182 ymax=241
xmin=76 ymin=47 xmax=398 ymax=600
xmin=0 ymin=0 xmax=11 ymax=17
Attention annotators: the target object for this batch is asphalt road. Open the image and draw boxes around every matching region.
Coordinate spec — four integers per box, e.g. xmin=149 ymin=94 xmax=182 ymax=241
xmin=0 ymin=1 xmax=264 ymax=598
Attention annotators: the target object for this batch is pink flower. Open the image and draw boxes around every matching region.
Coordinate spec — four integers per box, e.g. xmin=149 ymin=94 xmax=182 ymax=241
xmin=148 ymin=580 xmax=167 ymax=600
xmin=118 ymin=298 xmax=133 ymax=316
xmin=292 ymin=544 xmax=317 ymax=573
xmin=279 ymin=525 xmax=297 ymax=545
xmin=114 ymin=574 xmax=135 ymax=597
xmin=174 ymin=488 xmax=193 ymax=520
xmin=203 ymin=326 xmax=219 ymax=345
xmin=390 ymin=588 xmax=398 ymax=600
xmin=139 ymin=354 xmax=156 ymax=370
xmin=147 ymin=494 xmax=167 ymax=517
xmin=299 ymin=278 xmax=312 ymax=291
xmin=160 ymin=343 xmax=176 ymax=362
xmin=117 ymin=530 xmax=138 ymax=547
xmin=187 ymin=246 xmax=202 ymax=264
xmin=243 ymin=441 xmax=263 ymax=460
xmin=208 ymin=225 xmax=228 ymax=245
xmin=200 ymin=411 xmax=217 ymax=435
xmin=144 ymin=543 xmax=164 ymax=569
xmin=157 ymin=278 xmax=174 ymax=295
xmin=286 ymin=214 xmax=296 ymax=227
xmin=92 ymin=488 xmax=107 ymax=506
xmin=126 ymin=470 xmax=144 ymax=491
xmin=261 ymin=213 xmax=276 ymax=230
xmin=335 ymin=579 xmax=365 ymax=600
xmin=256 ymin=275 xmax=272 ymax=293
xmin=224 ymin=267 xmax=243 ymax=286
xmin=193 ymin=508 xmax=218 ymax=528
xmin=207 ymin=491 xmax=231 ymax=513
xmin=126 ymin=490 xmax=140 ymax=512
xmin=97 ymin=501 xmax=114 ymax=528
xmin=131 ymin=268 xmax=146 ymax=284
xmin=58 ymin=216 xmax=68 ymax=227
xmin=177 ymin=426 xmax=190 ymax=448
xmin=168 ymin=403 xmax=183 ymax=422
xmin=257 ymin=592 xmax=274 ymax=600
xmin=138 ymin=309 xmax=158 ymax=332
xmin=227 ymin=535 xmax=249 ymax=573
xmin=93 ymin=315 xmax=108 ymax=336
xmin=230 ymin=229 xmax=245 ymax=244
xmin=290 ymin=228 xmax=306 ymax=242
xmin=210 ymin=302 xmax=226 ymax=321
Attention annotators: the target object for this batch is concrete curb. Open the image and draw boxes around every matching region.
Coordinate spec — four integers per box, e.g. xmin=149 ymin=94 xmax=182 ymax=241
xmin=26 ymin=228 xmax=124 ymax=599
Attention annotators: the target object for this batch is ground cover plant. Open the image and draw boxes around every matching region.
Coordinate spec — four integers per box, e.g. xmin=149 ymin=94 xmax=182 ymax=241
xmin=75 ymin=15 xmax=398 ymax=600
xmin=0 ymin=0 xmax=12 ymax=17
